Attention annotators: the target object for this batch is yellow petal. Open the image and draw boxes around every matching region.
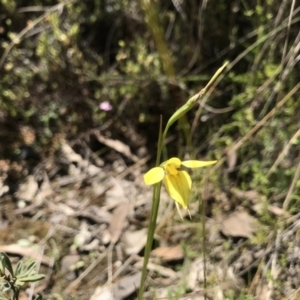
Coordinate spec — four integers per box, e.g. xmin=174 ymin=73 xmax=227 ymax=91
xmin=164 ymin=170 xmax=191 ymax=209
xmin=143 ymin=167 xmax=165 ymax=185
xmin=181 ymin=160 xmax=217 ymax=169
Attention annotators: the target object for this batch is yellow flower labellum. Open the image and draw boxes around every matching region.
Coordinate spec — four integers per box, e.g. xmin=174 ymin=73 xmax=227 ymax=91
xmin=143 ymin=157 xmax=217 ymax=213
xmin=164 ymin=170 xmax=191 ymax=209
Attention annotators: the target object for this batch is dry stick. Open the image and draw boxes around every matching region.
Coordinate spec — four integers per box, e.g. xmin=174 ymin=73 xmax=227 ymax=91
xmin=202 ymin=82 xmax=300 ymax=183
xmin=87 ymin=155 xmax=150 ymax=204
xmin=267 ymin=127 xmax=300 ymax=176
xmin=290 ymin=288 xmax=300 ymax=300
xmin=65 ymin=243 xmax=114 ymax=294
xmin=0 ymin=0 xmax=76 ymax=69
xmin=246 ymin=240 xmax=274 ymax=294
xmin=116 ymin=155 xmax=151 ymax=180
xmin=65 ymin=240 xmax=138 ymax=293
xmin=107 ymin=243 xmax=113 ymax=286
xmin=280 ymin=0 xmax=296 ymax=68
xmin=282 ymin=150 xmax=300 ymax=210
xmin=247 ymin=259 xmax=263 ymax=295
xmin=27 ymin=220 xmax=61 ymax=300
xmin=267 ymin=229 xmax=282 ymax=300
xmin=201 ymin=176 xmax=208 ymax=300
xmin=108 ymin=255 xmax=137 ymax=283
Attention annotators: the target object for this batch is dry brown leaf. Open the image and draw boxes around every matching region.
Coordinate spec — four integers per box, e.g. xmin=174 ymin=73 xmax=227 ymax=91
xmin=256 ymin=283 xmax=270 ymax=300
xmin=0 ymin=179 xmax=9 ymax=197
xmin=220 ymin=211 xmax=257 ymax=238
xmin=74 ymin=222 xmax=93 ymax=249
xmin=90 ymin=286 xmax=114 ymax=300
xmin=94 ymin=131 xmax=138 ymax=162
xmin=81 ymin=239 xmax=100 ymax=251
xmin=0 ymin=244 xmax=53 ymax=266
xmin=122 ymin=228 xmax=147 ymax=255
xmin=60 ymin=140 xmax=83 ymax=163
xmin=231 ymin=187 xmax=260 ymax=202
xmin=0 ymin=217 xmax=8 ymax=230
xmin=187 ymin=258 xmax=214 ymax=290
xmin=18 ymin=292 xmax=28 ymax=300
xmin=90 ymin=272 xmax=141 ymax=300
xmin=76 ymin=205 xmax=112 ymax=224
xmin=56 ymin=203 xmax=76 ymax=216
xmin=15 ymin=175 xmax=38 ymax=202
xmin=226 ymin=149 xmax=237 ymax=172
xmin=61 ymin=254 xmax=80 ymax=274
xmin=109 ymin=202 xmax=129 ymax=244
xmin=86 ymin=164 xmax=102 ymax=176
xmin=105 ymin=179 xmax=127 ymax=209
xmin=0 ymin=159 xmax=9 ymax=177
xmin=135 ymin=259 xmax=179 ymax=279
xmin=151 ymin=245 xmax=184 ymax=261
xmin=267 ymin=205 xmax=288 ymax=216
xmin=112 ymin=272 xmax=142 ymax=299
xmin=253 ymin=203 xmax=289 ymax=217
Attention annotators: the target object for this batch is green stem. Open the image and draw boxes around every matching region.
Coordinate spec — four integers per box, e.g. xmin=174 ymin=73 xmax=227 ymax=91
xmin=138 ymin=118 xmax=165 ymax=300
xmin=11 ymin=285 xmax=19 ymax=300
xmin=138 ymin=62 xmax=229 ymax=299
xmin=138 ymin=181 xmax=162 ymax=299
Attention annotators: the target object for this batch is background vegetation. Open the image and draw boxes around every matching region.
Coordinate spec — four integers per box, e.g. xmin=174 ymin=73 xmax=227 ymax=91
xmin=0 ymin=0 xmax=300 ymax=299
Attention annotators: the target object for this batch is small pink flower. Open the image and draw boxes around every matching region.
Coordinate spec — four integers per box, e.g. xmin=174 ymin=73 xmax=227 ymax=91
xmin=99 ymin=101 xmax=113 ymax=111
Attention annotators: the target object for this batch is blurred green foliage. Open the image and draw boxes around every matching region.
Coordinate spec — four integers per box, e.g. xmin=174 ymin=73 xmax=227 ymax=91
xmin=0 ymin=252 xmax=44 ymax=300
xmin=0 ymin=0 xmax=299 ymax=210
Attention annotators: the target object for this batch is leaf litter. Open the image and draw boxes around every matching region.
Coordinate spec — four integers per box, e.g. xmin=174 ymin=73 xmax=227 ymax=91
xmin=1 ymin=138 xmax=300 ymax=300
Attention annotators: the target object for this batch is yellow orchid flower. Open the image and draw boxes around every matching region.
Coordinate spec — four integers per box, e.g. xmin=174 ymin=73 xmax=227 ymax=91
xmin=144 ymin=157 xmax=217 ymax=215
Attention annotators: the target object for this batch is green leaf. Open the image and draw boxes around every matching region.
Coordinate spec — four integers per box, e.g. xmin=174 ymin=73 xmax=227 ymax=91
xmin=19 ymin=260 xmax=38 ymax=277
xmin=2 ymin=281 xmax=12 ymax=292
xmin=33 ymin=294 xmax=43 ymax=300
xmin=14 ymin=261 xmax=24 ymax=276
xmin=0 ymin=253 xmax=14 ymax=277
xmin=16 ymin=273 xmax=45 ymax=283
xmin=14 ymin=279 xmax=25 ymax=288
